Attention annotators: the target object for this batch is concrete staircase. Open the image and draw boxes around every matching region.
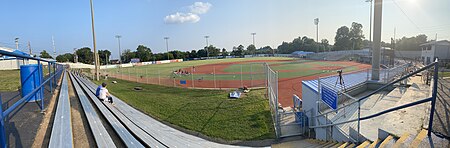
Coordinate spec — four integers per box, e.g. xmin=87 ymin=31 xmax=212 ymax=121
xmin=272 ymin=129 xmax=449 ymax=147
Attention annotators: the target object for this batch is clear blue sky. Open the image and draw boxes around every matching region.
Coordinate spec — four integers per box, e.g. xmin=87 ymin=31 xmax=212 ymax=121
xmin=1 ymin=0 xmax=449 ymax=59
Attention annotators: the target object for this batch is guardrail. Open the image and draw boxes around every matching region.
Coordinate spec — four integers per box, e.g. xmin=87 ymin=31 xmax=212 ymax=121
xmin=310 ymin=59 xmax=439 ymax=142
xmin=0 ymin=50 xmax=64 ymax=148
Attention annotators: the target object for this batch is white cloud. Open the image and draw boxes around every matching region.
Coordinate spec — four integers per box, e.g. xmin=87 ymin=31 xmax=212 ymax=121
xmin=189 ymin=2 xmax=212 ymax=14
xmin=164 ymin=12 xmax=200 ymax=24
xmin=163 ymin=2 xmax=212 ymax=24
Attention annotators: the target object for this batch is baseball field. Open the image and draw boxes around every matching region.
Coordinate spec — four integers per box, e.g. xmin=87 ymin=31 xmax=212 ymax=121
xmin=104 ymin=57 xmax=370 ymax=107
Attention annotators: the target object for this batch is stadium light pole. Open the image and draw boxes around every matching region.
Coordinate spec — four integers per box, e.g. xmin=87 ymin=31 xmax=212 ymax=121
xmin=371 ymin=0 xmax=382 ymax=81
xmin=89 ymin=0 xmax=99 ymax=81
xmin=14 ymin=38 xmax=19 ymax=50
xmin=115 ymin=35 xmax=122 ymax=64
xmin=251 ymin=33 xmax=256 ymax=55
xmin=204 ymin=36 xmax=209 ymax=58
xmin=314 ymin=18 xmax=319 ymax=53
xmin=164 ymin=37 xmax=170 ymax=60
xmin=366 ymin=0 xmax=373 ymax=45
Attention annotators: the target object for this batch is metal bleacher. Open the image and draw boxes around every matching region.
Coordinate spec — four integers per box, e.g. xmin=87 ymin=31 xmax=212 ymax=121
xmin=68 ymin=73 xmax=118 ymax=147
xmin=73 ymin=74 xmax=165 ymax=147
xmin=48 ymin=72 xmax=73 ymax=148
xmin=69 ymin=72 xmax=146 ymax=147
xmin=73 ymin=72 xmax=234 ymax=147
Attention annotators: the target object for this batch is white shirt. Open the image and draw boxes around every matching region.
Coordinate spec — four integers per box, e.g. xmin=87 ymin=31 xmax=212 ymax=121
xmin=98 ymin=87 xmax=109 ymax=99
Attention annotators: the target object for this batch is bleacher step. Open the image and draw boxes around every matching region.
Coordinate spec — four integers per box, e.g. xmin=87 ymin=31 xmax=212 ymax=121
xmin=392 ymin=133 xmax=413 ymax=148
xmin=356 ymin=140 xmax=371 ymax=148
xmin=378 ymin=135 xmax=395 ymax=148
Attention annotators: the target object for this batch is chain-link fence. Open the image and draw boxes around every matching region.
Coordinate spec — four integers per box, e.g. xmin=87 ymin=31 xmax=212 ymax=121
xmin=434 ymin=77 xmax=450 ymax=139
xmin=102 ymin=63 xmax=266 ymax=89
xmin=266 ymin=63 xmax=280 ymax=138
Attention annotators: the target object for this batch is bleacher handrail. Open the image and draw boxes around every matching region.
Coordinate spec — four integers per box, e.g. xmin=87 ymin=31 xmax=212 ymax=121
xmin=309 ymin=59 xmax=439 ymax=141
xmin=0 ymin=50 xmax=63 ymax=148
xmin=312 ymin=60 xmax=435 ymax=119
xmin=0 ymin=50 xmax=56 ymax=63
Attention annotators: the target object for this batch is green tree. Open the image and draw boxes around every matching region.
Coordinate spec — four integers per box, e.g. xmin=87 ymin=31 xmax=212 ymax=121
xmin=349 ymin=22 xmax=365 ymax=50
xmin=121 ymin=49 xmax=135 ymax=63
xmin=39 ymin=50 xmax=53 ymax=59
xmin=75 ymin=47 xmax=93 ymax=64
xmin=204 ymin=45 xmax=220 ymax=57
xmin=246 ymin=44 xmax=256 ymax=55
xmin=197 ymin=49 xmax=207 ymax=57
xmin=56 ymin=53 xmax=74 ymax=62
xmin=136 ymin=45 xmax=152 ymax=62
xmin=396 ymin=34 xmax=428 ymax=51
xmin=334 ymin=26 xmax=351 ymax=51
xmin=221 ymin=48 xmax=228 ymax=56
xmin=169 ymin=50 xmax=186 ymax=59
xmin=231 ymin=45 xmax=245 ymax=56
xmin=98 ymin=49 xmax=111 ymax=65
xmin=321 ymin=39 xmax=330 ymax=52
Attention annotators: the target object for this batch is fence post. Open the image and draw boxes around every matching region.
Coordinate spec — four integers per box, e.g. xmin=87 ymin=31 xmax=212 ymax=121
xmin=251 ymin=64 xmax=253 ymax=87
xmin=213 ymin=66 xmax=216 ymax=89
xmin=428 ymin=60 xmax=439 ymax=136
xmin=366 ymin=68 xmax=369 ymax=81
xmin=240 ymin=64 xmax=243 ymax=88
xmin=191 ymin=67 xmax=195 ymax=88
xmin=357 ymin=100 xmax=361 ymax=142
xmin=53 ymin=63 xmax=56 ymax=86
xmin=38 ymin=60 xmax=44 ymax=111
xmin=0 ymin=95 xmax=6 ymax=148
xmin=49 ymin=62 xmax=52 ymax=94
xmin=172 ymin=68 xmax=175 ymax=87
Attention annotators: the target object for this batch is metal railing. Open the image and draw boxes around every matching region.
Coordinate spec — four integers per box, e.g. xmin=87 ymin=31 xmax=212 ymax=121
xmin=310 ymin=59 xmax=439 ymax=142
xmin=0 ymin=50 xmax=64 ymax=148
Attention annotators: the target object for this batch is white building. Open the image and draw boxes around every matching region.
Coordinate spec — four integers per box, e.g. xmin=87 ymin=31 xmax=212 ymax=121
xmin=421 ymin=40 xmax=450 ymax=65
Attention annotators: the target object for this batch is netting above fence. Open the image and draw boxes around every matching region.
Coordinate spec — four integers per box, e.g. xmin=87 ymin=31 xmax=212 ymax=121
xmin=103 ymin=63 xmax=266 ymax=89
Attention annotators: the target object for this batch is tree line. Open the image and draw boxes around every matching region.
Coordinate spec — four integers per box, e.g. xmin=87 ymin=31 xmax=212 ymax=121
xmin=54 ymin=21 xmax=430 ymax=64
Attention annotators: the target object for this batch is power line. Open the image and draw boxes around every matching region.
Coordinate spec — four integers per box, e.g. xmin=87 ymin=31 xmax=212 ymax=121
xmin=390 ymin=0 xmax=423 ymax=32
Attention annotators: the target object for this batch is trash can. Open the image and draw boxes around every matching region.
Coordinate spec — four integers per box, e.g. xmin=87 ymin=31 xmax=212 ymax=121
xmin=20 ymin=64 xmax=43 ymax=102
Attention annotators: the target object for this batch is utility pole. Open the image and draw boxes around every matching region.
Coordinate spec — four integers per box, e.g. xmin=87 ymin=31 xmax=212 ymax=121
xmin=164 ymin=37 xmax=170 ymax=60
xmin=52 ymin=36 xmax=56 ymax=58
xmin=28 ymin=41 xmax=32 ymax=55
xmin=74 ymin=48 xmax=78 ymax=63
xmin=251 ymin=33 xmax=256 ymax=55
xmin=204 ymin=36 xmax=209 ymax=58
xmin=314 ymin=18 xmax=319 ymax=53
xmin=371 ymin=0 xmax=382 ymax=81
xmin=115 ymin=35 xmax=122 ymax=64
xmin=15 ymin=38 xmax=19 ymax=50
xmin=90 ymin=0 xmax=99 ymax=81
xmin=366 ymin=0 xmax=373 ymax=46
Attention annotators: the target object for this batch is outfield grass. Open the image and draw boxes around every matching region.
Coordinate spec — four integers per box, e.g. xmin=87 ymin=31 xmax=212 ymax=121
xmin=94 ymin=77 xmax=275 ymax=141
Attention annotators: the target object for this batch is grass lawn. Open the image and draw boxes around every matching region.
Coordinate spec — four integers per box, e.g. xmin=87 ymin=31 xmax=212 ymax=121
xmin=94 ymin=77 xmax=275 ymax=141
xmin=0 ymin=67 xmax=53 ymax=91
xmin=439 ymin=72 xmax=450 ymax=77
xmin=0 ymin=70 xmax=21 ymax=91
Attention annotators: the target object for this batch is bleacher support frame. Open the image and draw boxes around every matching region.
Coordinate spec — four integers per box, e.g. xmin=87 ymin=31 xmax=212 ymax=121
xmin=0 ymin=50 xmax=64 ymax=148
